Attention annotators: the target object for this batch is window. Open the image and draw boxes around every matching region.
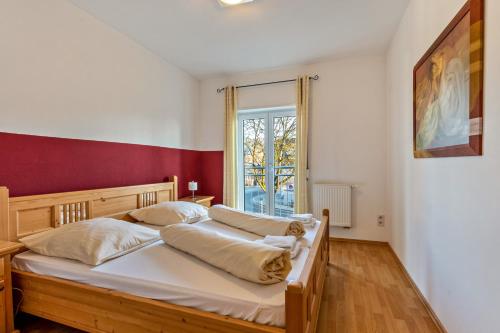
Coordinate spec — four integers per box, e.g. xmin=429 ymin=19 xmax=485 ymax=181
xmin=237 ymin=107 xmax=296 ymax=216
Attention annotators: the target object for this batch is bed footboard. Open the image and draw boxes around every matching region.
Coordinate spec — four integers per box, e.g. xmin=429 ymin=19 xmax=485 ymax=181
xmin=285 ymin=209 xmax=329 ymax=333
xmin=13 ymin=270 xmax=284 ymax=333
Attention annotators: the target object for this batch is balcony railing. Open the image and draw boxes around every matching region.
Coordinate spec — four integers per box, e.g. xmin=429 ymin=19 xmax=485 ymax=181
xmin=243 ymin=166 xmax=295 ymax=217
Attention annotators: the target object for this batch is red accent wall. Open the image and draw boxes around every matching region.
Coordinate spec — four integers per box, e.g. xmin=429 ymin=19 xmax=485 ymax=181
xmin=0 ymin=132 xmax=223 ymax=203
xmin=200 ymin=151 xmax=224 ymax=205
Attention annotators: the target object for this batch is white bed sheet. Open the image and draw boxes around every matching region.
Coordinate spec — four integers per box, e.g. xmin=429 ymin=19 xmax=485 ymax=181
xmin=12 ymin=219 xmax=320 ymax=327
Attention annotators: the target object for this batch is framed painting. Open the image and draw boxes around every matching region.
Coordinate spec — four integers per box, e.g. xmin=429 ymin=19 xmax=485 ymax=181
xmin=413 ymin=0 xmax=484 ymax=158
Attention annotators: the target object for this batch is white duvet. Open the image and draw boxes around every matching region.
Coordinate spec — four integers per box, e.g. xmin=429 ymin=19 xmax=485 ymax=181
xmin=161 ymin=224 xmax=292 ymax=284
xmin=208 ymin=205 xmax=306 ymax=238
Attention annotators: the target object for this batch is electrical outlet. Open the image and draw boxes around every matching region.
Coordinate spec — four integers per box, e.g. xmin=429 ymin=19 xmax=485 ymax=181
xmin=377 ymin=215 xmax=385 ymax=226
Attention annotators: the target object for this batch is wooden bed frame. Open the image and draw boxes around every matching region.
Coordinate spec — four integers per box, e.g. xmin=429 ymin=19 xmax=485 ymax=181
xmin=0 ymin=177 xmax=329 ymax=333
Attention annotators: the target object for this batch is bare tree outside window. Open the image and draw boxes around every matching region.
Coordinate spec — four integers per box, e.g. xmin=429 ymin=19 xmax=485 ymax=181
xmin=242 ymin=114 xmax=296 ymax=216
xmin=273 ymin=116 xmax=296 ymax=216
xmin=243 ymin=118 xmax=266 ymax=190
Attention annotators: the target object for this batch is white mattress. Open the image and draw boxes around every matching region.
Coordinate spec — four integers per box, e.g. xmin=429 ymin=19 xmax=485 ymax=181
xmin=12 ymin=219 xmax=320 ymax=327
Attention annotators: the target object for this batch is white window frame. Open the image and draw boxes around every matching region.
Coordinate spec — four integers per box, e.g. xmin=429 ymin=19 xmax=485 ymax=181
xmin=237 ymin=106 xmax=296 ymax=214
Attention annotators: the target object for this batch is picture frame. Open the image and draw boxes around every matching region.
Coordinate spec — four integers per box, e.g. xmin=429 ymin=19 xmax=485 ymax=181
xmin=413 ymin=0 xmax=484 ymax=158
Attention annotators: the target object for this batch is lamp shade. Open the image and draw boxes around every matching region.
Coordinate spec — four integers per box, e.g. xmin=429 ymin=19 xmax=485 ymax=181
xmin=188 ymin=181 xmax=198 ymax=191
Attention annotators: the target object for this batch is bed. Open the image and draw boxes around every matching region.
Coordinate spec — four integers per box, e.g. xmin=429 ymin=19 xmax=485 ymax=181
xmin=0 ymin=177 xmax=330 ymax=333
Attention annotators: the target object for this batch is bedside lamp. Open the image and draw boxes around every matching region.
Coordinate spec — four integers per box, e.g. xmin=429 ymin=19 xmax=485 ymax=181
xmin=188 ymin=181 xmax=198 ymax=200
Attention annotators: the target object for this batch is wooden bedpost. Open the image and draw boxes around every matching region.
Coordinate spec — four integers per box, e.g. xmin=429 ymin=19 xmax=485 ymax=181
xmin=0 ymin=187 xmax=8 ymax=241
xmin=323 ymin=209 xmax=330 ymax=264
xmin=285 ymin=281 xmax=305 ymax=333
xmin=169 ymin=176 xmax=178 ymax=201
xmin=285 ymin=210 xmax=330 ymax=333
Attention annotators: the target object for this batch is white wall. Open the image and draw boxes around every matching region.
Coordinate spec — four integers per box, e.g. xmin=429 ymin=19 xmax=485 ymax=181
xmin=387 ymin=1 xmax=500 ymax=332
xmin=0 ymin=0 xmax=199 ymax=150
xmin=199 ymin=55 xmax=389 ymax=241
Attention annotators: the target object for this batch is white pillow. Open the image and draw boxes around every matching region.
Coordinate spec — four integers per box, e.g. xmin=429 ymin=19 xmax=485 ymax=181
xmin=19 ymin=218 xmax=160 ymax=266
xmin=129 ymin=201 xmax=208 ymax=226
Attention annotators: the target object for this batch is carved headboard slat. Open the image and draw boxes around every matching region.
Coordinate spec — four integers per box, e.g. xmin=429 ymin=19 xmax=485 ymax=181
xmin=0 ymin=176 xmax=178 ymax=242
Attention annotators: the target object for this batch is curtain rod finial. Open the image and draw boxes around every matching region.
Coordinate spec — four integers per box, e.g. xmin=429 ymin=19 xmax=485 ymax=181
xmin=217 ymin=88 xmax=226 ymax=94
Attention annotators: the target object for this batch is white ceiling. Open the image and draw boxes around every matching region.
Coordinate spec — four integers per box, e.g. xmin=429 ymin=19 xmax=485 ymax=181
xmin=69 ymin=0 xmax=409 ymax=78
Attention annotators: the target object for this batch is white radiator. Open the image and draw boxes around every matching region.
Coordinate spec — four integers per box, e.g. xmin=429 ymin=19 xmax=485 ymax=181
xmin=313 ymin=183 xmax=352 ymax=227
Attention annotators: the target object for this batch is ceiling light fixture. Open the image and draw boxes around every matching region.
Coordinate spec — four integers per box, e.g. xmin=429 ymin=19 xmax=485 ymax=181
xmin=218 ymin=0 xmax=255 ymax=7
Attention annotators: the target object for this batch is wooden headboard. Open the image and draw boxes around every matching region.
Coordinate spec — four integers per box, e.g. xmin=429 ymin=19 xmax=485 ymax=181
xmin=0 ymin=176 xmax=178 ymax=242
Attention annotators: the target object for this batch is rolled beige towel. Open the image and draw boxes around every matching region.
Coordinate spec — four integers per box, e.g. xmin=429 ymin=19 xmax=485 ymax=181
xmin=208 ymin=205 xmax=305 ymax=238
xmin=160 ymin=224 xmax=292 ymax=284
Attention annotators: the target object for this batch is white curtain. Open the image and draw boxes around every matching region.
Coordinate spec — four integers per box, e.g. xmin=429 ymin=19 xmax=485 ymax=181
xmin=223 ymin=86 xmax=238 ymax=208
xmin=295 ymin=76 xmax=310 ymax=213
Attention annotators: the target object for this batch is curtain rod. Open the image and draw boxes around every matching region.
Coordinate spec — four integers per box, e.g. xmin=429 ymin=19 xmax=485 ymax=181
xmin=216 ymin=74 xmax=319 ymax=93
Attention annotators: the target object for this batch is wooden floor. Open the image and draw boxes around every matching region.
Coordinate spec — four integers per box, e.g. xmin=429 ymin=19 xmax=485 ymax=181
xmin=16 ymin=240 xmax=441 ymax=333
xmin=316 ymin=241 xmax=441 ymax=333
